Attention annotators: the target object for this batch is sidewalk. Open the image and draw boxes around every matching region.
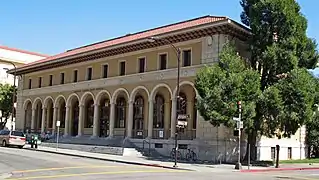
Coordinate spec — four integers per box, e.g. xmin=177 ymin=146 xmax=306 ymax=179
xmin=23 ymin=144 xmax=319 ymax=172
xmin=23 ymin=144 xmax=251 ymax=172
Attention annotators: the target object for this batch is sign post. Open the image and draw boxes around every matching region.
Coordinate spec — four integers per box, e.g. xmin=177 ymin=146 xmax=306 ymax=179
xmin=56 ymin=121 xmax=60 ymax=151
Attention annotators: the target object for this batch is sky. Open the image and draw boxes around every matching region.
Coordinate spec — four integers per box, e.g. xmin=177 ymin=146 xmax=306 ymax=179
xmin=0 ymin=0 xmax=318 ymax=56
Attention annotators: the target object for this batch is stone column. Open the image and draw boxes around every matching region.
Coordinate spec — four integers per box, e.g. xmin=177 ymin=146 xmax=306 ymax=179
xmin=41 ymin=107 xmax=47 ymax=133
xmin=64 ymin=106 xmax=70 ymax=137
xmin=170 ymin=98 xmax=177 ymax=138
xmin=92 ymin=104 xmax=100 ymax=137
xmin=77 ymin=104 xmax=84 ymax=137
xmin=127 ymin=100 xmax=134 ymax=138
xmin=147 ymin=99 xmax=154 ymax=138
xmin=31 ymin=108 xmax=36 ymax=131
xmin=109 ymin=102 xmax=115 ymax=138
xmin=52 ymin=107 xmax=58 ymax=134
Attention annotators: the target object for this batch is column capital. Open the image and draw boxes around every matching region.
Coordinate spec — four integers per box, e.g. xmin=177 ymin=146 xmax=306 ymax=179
xmin=65 ymin=105 xmax=71 ymax=109
xmin=171 ymin=97 xmax=177 ymax=101
xmin=128 ymin=100 xmax=134 ymax=105
xmin=79 ymin=104 xmax=85 ymax=108
xmin=42 ymin=106 xmax=47 ymax=110
xmin=148 ymin=99 xmax=155 ymax=104
xmin=94 ymin=103 xmax=100 ymax=107
xmin=32 ymin=108 xmax=36 ymax=111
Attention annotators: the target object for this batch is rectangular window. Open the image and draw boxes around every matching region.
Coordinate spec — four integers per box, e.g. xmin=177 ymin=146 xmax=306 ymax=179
xmin=60 ymin=73 xmax=65 ymax=84
xmin=271 ymin=147 xmax=276 ymax=160
xmin=28 ymin=79 xmax=32 ymax=89
xmin=159 ymin=54 xmax=167 ymax=70
xmin=103 ymin=64 xmax=108 ymax=78
xmin=38 ymin=77 xmax=42 ymax=88
xmin=87 ymin=67 xmax=92 ymax=80
xmin=49 ymin=75 xmax=53 ymax=86
xmin=138 ymin=57 xmax=145 ymax=73
xmin=73 ymin=70 xmax=78 ymax=82
xmin=182 ymin=49 xmax=191 ymax=67
xmin=120 ymin=61 xmax=126 ymax=76
xmin=288 ymin=147 xmax=292 ymax=159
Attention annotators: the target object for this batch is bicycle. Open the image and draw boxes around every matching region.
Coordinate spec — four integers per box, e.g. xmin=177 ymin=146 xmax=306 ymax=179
xmin=185 ymin=148 xmax=197 ymax=162
xmin=170 ymin=147 xmax=182 ymax=160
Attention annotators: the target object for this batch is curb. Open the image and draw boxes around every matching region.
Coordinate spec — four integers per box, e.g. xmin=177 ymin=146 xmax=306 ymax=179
xmin=241 ymin=167 xmax=319 ymax=173
xmin=24 ymin=148 xmax=193 ymax=171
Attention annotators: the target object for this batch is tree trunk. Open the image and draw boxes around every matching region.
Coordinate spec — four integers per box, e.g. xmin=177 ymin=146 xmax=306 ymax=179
xmin=244 ymin=130 xmax=257 ymax=161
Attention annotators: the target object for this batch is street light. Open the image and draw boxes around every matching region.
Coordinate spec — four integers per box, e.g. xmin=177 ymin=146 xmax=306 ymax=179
xmin=148 ymin=36 xmax=181 ymax=168
xmin=2 ymin=62 xmax=17 ymax=131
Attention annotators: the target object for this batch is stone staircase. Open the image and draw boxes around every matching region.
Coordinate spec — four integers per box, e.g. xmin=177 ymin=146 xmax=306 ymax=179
xmin=44 ymin=135 xmax=166 ymax=159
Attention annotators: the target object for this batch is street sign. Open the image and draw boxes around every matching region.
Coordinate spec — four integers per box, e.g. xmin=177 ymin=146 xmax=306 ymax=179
xmin=233 ymin=117 xmax=240 ymax=121
xmin=236 ymin=121 xmax=243 ymax=129
xmin=178 ymin=114 xmax=189 ymax=119
xmin=177 ymin=120 xmax=188 ymax=126
xmin=56 ymin=121 xmax=61 ymax=127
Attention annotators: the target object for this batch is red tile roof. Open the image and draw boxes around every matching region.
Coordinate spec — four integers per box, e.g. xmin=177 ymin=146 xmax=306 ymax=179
xmin=0 ymin=45 xmax=49 ymax=57
xmin=22 ymin=15 xmax=228 ymax=68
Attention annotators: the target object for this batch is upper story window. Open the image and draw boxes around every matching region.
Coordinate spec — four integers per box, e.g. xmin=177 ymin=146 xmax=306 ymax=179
xmin=86 ymin=67 xmax=93 ymax=80
xmin=73 ymin=70 xmax=78 ymax=82
xmin=28 ymin=79 xmax=32 ymax=89
xmin=119 ymin=61 xmax=126 ymax=76
xmin=49 ymin=75 xmax=53 ymax=86
xmin=38 ymin=77 xmax=42 ymax=88
xmin=159 ymin=54 xmax=167 ymax=70
xmin=138 ymin=57 xmax=146 ymax=73
xmin=103 ymin=64 xmax=108 ymax=78
xmin=182 ymin=49 xmax=191 ymax=67
xmin=60 ymin=73 xmax=65 ymax=84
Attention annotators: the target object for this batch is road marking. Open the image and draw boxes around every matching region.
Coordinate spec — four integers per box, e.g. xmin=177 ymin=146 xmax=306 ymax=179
xmin=9 ymin=169 xmax=185 ymax=179
xmin=12 ymin=165 xmax=121 ymax=173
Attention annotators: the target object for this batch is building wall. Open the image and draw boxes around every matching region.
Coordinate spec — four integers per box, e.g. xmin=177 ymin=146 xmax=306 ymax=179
xmin=16 ymin=34 xmax=306 ymax=161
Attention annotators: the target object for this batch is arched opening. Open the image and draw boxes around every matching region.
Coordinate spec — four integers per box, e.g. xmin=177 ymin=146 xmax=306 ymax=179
xmin=24 ymin=101 xmax=32 ymax=131
xmin=115 ymin=97 xmax=126 ymax=137
xmin=133 ymin=96 xmax=144 ymax=138
xmin=33 ymin=99 xmax=43 ymax=133
xmin=99 ymin=97 xmax=110 ymax=137
xmin=69 ymin=97 xmax=79 ymax=136
xmin=153 ymin=94 xmax=165 ymax=129
xmin=85 ymin=99 xmax=94 ymax=129
xmin=60 ymin=101 xmax=66 ymax=128
xmin=45 ymin=98 xmax=54 ymax=133
xmin=150 ymin=84 xmax=172 ymax=139
xmin=176 ymin=82 xmax=197 ymax=140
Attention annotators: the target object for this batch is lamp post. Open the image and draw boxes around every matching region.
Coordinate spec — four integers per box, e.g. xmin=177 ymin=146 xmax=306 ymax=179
xmin=148 ymin=36 xmax=181 ymax=168
xmin=2 ymin=62 xmax=17 ymax=131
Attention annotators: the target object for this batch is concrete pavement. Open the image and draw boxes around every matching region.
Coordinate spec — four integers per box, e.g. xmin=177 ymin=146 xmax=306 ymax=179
xmin=0 ymin=146 xmax=315 ymax=179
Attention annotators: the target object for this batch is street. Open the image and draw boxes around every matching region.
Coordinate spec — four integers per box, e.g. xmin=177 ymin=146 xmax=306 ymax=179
xmin=0 ymin=147 xmax=316 ymax=180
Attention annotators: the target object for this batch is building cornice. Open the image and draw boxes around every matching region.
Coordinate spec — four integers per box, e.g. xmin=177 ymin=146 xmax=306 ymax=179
xmin=9 ymin=18 xmax=250 ymax=75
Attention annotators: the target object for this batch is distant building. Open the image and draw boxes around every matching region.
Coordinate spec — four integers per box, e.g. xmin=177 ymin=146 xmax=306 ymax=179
xmin=0 ymin=45 xmax=48 ymax=130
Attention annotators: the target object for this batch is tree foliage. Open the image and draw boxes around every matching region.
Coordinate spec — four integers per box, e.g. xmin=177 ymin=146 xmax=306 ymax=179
xmin=195 ymin=0 xmax=319 ymax=161
xmin=0 ymin=83 xmax=15 ymax=130
xmin=196 ymin=44 xmax=261 ymax=131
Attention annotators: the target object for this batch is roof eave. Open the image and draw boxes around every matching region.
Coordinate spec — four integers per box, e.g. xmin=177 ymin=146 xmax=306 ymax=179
xmin=9 ymin=18 xmax=251 ymax=75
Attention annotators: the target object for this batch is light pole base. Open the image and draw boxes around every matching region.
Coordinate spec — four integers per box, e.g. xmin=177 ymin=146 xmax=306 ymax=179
xmin=235 ymin=162 xmax=242 ymax=170
xmin=173 ymin=164 xmax=178 ymax=168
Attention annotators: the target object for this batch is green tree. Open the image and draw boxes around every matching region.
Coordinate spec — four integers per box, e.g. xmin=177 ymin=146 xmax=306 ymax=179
xmin=0 ymin=83 xmax=15 ymax=130
xmin=196 ymin=44 xmax=261 ymax=135
xmin=239 ymin=0 xmax=318 ymax=160
xmin=195 ymin=0 xmax=319 ymax=161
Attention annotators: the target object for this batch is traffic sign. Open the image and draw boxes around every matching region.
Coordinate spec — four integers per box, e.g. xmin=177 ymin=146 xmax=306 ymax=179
xmin=178 ymin=114 xmax=189 ymax=119
xmin=233 ymin=117 xmax=240 ymax=121
xmin=56 ymin=121 xmax=61 ymax=127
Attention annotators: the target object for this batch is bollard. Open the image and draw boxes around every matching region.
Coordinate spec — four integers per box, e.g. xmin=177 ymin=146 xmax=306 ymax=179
xmin=30 ymin=135 xmax=34 ymax=149
xmin=34 ymin=136 xmax=38 ymax=149
xmin=275 ymin=145 xmax=280 ymax=168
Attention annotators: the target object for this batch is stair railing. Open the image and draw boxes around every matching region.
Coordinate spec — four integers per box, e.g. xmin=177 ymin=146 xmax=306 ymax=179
xmin=142 ymin=139 xmax=151 ymax=155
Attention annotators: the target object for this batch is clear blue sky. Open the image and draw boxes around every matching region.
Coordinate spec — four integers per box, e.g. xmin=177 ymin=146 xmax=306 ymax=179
xmin=1 ymin=0 xmax=318 ymax=56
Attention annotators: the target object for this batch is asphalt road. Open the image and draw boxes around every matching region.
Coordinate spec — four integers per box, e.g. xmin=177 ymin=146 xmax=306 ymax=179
xmin=0 ymin=146 xmax=317 ymax=180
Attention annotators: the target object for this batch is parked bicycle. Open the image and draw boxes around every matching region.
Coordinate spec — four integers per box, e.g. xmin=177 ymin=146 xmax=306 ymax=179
xmin=185 ymin=148 xmax=197 ymax=162
xmin=170 ymin=147 xmax=182 ymax=160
